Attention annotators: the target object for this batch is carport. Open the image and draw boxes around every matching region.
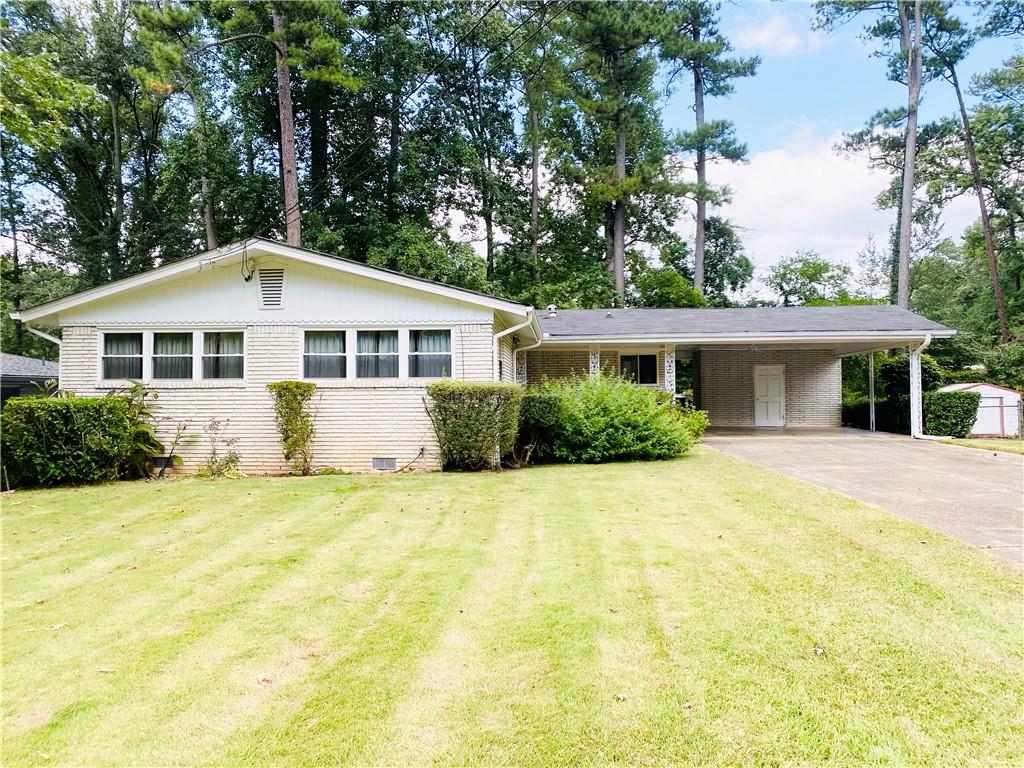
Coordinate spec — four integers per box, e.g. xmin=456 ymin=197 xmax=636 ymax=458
xmin=528 ymin=305 xmax=955 ymax=436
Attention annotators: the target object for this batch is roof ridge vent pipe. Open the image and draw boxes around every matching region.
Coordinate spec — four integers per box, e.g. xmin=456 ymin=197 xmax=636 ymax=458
xmin=547 ymin=304 xmax=557 ymax=318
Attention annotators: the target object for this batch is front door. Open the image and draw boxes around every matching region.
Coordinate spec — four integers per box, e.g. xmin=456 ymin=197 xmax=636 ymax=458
xmin=754 ymin=365 xmax=785 ymax=427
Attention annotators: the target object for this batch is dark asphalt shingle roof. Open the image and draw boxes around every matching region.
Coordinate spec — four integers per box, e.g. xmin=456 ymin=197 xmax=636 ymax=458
xmin=1 ymin=353 xmax=59 ymax=379
xmin=538 ymin=305 xmax=953 ymax=338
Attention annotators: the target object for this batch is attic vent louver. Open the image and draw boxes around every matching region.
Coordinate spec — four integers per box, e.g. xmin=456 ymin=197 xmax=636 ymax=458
xmin=258 ymin=268 xmax=285 ymax=308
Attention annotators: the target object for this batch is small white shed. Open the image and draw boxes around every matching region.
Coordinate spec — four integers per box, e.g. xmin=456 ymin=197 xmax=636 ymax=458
xmin=939 ymin=382 xmax=1022 ymax=437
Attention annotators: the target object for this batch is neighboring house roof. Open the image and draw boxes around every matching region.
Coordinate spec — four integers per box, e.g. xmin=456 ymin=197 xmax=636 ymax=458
xmin=940 ymin=382 xmax=1023 ymax=397
xmin=1 ymin=353 xmax=59 ymax=380
xmin=11 ymin=237 xmax=534 ymax=326
xmin=539 ymin=305 xmax=954 ymax=341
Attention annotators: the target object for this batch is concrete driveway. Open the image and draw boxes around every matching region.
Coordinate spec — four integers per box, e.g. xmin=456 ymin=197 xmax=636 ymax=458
xmin=705 ymin=429 xmax=1024 ymax=567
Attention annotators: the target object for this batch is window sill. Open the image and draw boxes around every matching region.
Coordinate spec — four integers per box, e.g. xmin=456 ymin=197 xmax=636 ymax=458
xmin=97 ymin=379 xmax=246 ymax=389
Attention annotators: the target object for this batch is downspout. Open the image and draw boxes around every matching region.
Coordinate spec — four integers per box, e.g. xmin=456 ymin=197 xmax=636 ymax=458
xmin=868 ymin=351 xmax=875 ymax=432
xmin=909 ymin=333 xmax=946 ymax=440
xmin=493 ymin=310 xmax=535 ymax=382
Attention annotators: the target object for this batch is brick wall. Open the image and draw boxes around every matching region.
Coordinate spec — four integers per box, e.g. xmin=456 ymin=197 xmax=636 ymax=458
xmin=59 ymin=323 xmax=497 ymax=473
xmin=695 ymin=348 xmax=841 ymax=427
xmin=524 ymin=349 xmax=665 ymax=387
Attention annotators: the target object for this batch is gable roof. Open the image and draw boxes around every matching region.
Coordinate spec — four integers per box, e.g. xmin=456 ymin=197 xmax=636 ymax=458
xmin=539 ymin=305 xmax=955 ymax=341
xmin=11 ymin=237 xmax=532 ymax=325
xmin=940 ymin=382 xmax=1023 ymax=397
xmin=1 ymin=353 xmax=59 ymax=379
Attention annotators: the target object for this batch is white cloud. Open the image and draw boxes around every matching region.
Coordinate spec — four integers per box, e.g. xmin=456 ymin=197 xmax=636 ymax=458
xmin=677 ymin=127 xmax=979 ymax=282
xmin=730 ymin=6 xmax=827 ymax=58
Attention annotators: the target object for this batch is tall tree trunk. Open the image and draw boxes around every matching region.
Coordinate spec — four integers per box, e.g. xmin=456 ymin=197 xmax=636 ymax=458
xmin=896 ymin=0 xmax=922 ymax=308
xmin=527 ymin=78 xmax=541 ymax=280
xmin=187 ymin=90 xmax=218 ymax=250
xmin=272 ymin=7 xmax=302 ymax=246
xmin=947 ymin=65 xmax=1010 ymax=342
xmin=1 ymin=132 xmax=24 ymax=353
xmin=692 ymin=23 xmax=706 ymax=296
xmin=613 ymin=86 xmax=627 ymax=306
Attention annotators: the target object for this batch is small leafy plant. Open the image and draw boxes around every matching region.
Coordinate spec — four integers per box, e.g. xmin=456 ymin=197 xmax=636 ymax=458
xmin=267 ymin=381 xmax=318 ymax=475
xmin=197 ymin=418 xmax=241 ymax=478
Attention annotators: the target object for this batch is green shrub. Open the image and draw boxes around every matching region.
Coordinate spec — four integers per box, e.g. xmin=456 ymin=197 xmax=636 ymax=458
xmin=879 ymin=353 xmax=944 ymax=398
xmin=542 ymin=375 xmax=705 ymax=463
xmin=1 ymin=396 xmax=137 ymax=486
xmin=924 ymin=390 xmax=981 ymax=438
xmin=515 ymin=390 xmax=562 ymax=465
xmin=267 ymin=381 xmax=318 ymax=475
xmin=425 ymin=381 xmax=523 ymax=470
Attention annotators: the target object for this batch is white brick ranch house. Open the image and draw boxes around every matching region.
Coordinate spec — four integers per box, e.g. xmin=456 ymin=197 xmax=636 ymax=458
xmin=10 ymin=238 xmax=954 ymax=473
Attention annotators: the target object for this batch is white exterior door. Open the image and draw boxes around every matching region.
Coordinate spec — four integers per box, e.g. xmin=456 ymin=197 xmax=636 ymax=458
xmin=754 ymin=365 xmax=785 ymax=427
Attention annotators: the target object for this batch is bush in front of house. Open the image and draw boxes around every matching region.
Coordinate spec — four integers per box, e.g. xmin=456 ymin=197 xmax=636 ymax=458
xmin=1 ymin=396 xmax=138 ymax=486
xmin=540 ymin=375 xmax=706 ymax=463
xmin=515 ymin=389 xmax=563 ymax=465
xmin=425 ymin=381 xmax=523 ymax=470
xmin=924 ymin=390 xmax=980 ymax=438
xmin=267 ymin=381 xmax=318 ymax=475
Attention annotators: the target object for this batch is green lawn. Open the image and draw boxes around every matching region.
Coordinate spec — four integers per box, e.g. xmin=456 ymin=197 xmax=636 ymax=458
xmin=940 ymin=437 xmax=1024 ymax=455
xmin=2 ymin=448 xmax=1021 ymax=766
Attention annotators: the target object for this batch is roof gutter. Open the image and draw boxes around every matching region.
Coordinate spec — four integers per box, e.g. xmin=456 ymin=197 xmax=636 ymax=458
xmin=537 ymin=331 xmax=955 ymax=345
xmin=493 ymin=309 xmax=536 ymax=382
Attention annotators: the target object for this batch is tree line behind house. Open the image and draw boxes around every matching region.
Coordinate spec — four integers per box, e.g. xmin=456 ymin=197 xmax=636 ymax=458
xmin=1 ymin=0 xmax=1020 ymax=384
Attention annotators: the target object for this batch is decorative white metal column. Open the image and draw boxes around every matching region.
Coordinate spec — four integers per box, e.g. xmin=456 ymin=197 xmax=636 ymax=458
xmin=868 ymin=351 xmax=876 ymax=432
xmin=589 ymin=346 xmax=601 ymax=377
xmin=663 ymin=344 xmax=676 ymax=396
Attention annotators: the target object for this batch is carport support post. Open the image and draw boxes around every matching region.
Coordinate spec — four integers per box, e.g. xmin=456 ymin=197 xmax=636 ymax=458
xmin=868 ymin=352 xmax=876 ymax=432
xmin=589 ymin=346 xmax=601 ymax=378
xmin=663 ymin=344 xmax=676 ymax=397
xmin=908 ymin=334 xmax=931 ymax=438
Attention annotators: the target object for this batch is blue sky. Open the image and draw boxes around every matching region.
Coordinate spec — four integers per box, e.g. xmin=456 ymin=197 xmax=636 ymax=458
xmin=655 ymin=1 xmax=1018 ymax=291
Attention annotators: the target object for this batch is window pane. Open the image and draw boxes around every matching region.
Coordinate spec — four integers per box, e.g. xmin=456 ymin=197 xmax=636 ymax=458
xmin=204 ymin=332 xmax=243 ymax=355
xmin=153 ymin=356 xmax=192 ymax=379
xmin=639 ymin=355 xmax=658 ymax=384
xmin=357 ymin=330 xmax=397 ymax=354
xmin=304 ymin=355 xmax=345 ymax=378
xmin=103 ymin=356 xmax=142 ymax=379
xmin=154 ymin=332 xmax=191 ymax=355
xmin=104 ymin=333 xmax=142 ymax=355
xmin=410 ymin=330 xmax=450 ymax=353
xmin=203 ymin=355 xmax=243 ymax=379
xmin=357 ymin=354 xmax=398 ymax=378
xmin=410 ymin=354 xmax=451 ymax=378
xmin=305 ymin=331 xmax=344 ymax=354
xmin=620 ymin=356 xmax=638 ymax=382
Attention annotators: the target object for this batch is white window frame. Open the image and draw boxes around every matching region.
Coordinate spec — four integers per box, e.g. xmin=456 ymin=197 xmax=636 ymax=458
xmin=99 ymin=331 xmax=145 ymax=381
xmin=355 ymin=329 xmax=401 ymax=380
xmin=97 ymin=329 xmax=246 ymax=384
xmin=302 ymin=330 xmax=347 ymax=380
xmin=151 ymin=331 xmax=194 ymax=380
xmin=408 ymin=328 xmax=453 ymax=379
xmin=201 ymin=330 xmax=245 ymax=380
xmin=619 ymin=352 xmax=659 ymax=386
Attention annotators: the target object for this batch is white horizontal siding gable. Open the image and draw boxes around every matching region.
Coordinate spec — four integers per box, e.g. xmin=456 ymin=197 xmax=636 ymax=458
xmin=60 ymin=255 xmax=494 ymax=326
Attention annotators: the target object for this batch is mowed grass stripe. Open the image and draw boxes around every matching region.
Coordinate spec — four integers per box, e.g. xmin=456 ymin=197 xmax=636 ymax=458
xmin=2 ymin=451 xmax=1021 ymax=766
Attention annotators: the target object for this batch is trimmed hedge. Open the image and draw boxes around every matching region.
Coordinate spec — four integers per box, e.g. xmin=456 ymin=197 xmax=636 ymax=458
xmin=1 ymin=396 xmax=137 ymax=487
xmin=425 ymin=381 xmax=523 ymax=470
xmin=516 ymin=390 xmax=562 ymax=464
xmin=267 ymin=381 xmax=318 ymax=475
xmin=924 ymin=390 xmax=980 ymax=438
xmin=540 ymin=375 xmax=706 ymax=463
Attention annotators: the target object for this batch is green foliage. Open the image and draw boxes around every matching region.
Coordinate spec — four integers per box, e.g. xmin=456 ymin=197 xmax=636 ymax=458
xmin=425 ymin=381 xmax=523 ymax=471
xmin=766 ymin=251 xmax=855 ymax=306
xmin=924 ymin=390 xmax=982 ymax=438
xmin=0 ymin=50 xmax=95 ymax=151
xmin=628 ymin=254 xmax=706 ymax=308
xmin=515 ymin=390 xmax=563 ymax=465
xmin=879 ymin=353 xmax=945 ymax=398
xmin=366 ymin=225 xmax=493 ymax=294
xmin=984 ymin=341 xmax=1024 ymax=390
xmin=116 ymin=381 xmax=167 ymax=479
xmin=539 ymin=376 xmax=705 ymax=464
xmin=196 ymin=418 xmax=241 ymax=478
xmin=0 ymin=396 xmax=136 ymax=486
xmin=267 ymin=381 xmax=318 ymax=475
